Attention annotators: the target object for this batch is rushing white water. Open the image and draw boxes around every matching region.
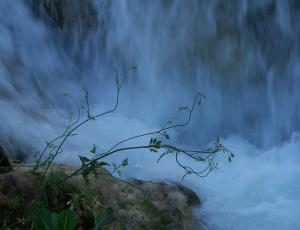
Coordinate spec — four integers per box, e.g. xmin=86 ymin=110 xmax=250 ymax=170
xmin=120 ymin=134 xmax=300 ymax=230
xmin=0 ymin=0 xmax=300 ymax=229
xmin=195 ymin=135 xmax=300 ymax=230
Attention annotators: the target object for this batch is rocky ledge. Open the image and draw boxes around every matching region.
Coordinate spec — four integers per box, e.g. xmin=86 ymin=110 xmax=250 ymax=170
xmin=0 ymin=150 xmax=200 ymax=229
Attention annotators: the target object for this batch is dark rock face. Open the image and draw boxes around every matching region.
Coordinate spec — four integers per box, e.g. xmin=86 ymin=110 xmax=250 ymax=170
xmin=0 ymin=146 xmax=12 ymax=174
xmin=28 ymin=0 xmax=98 ymax=36
xmin=0 ymin=164 xmax=201 ymax=229
xmin=0 ymin=171 xmax=39 ymax=225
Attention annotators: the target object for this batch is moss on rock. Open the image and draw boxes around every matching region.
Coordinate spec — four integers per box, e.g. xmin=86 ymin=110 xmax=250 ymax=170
xmin=0 ymin=164 xmax=201 ymax=229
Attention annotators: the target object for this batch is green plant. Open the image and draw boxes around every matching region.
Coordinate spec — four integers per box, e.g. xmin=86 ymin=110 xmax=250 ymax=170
xmin=93 ymin=209 xmax=111 ymax=230
xmin=67 ymin=191 xmax=102 ymax=218
xmin=27 ymin=66 xmax=233 ymax=228
xmin=34 ymin=208 xmax=76 ymax=230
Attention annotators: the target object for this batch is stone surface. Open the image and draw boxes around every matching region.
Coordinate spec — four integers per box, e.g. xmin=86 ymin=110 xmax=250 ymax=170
xmin=0 ymin=164 xmax=201 ymax=229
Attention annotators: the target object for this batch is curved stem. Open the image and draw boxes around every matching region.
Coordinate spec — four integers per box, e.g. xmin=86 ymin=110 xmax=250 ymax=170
xmin=104 ymin=93 xmax=204 ymax=154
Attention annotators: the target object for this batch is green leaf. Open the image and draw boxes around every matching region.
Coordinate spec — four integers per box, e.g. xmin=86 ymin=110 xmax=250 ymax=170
xmin=121 ymin=158 xmax=128 ymax=167
xmin=57 ymin=209 xmax=76 ymax=230
xmin=157 ymin=152 xmax=167 ymax=163
xmin=163 ymin=131 xmax=170 ymax=140
xmin=90 ymin=144 xmax=97 ymax=154
xmin=155 ymin=140 xmax=161 ymax=148
xmin=34 ymin=208 xmax=57 ymax=230
xmin=197 ymin=156 xmax=205 ymax=161
xmin=51 ymin=213 xmax=59 ymax=230
xmin=96 ymin=161 xmax=110 ymax=167
xmin=149 ymin=138 xmax=153 ymax=145
xmin=150 ymin=149 xmax=158 ymax=152
xmin=94 ymin=209 xmax=111 ymax=230
xmin=69 ymin=133 xmax=78 ymax=136
xmin=179 ymin=106 xmax=189 ymax=111
xmin=79 ymin=156 xmax=90 ymax=164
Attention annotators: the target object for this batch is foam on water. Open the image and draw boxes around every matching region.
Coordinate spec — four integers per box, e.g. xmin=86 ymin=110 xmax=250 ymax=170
xmin=118 ymin=133 xmax=300 ymax=230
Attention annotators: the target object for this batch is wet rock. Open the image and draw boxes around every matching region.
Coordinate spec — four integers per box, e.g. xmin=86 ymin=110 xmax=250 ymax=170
xmin=0 ymin=146 xmax=13 ymax=174
xmin=0 ymin=164 xmax=201 ymax=229
xmin=0 ymin=171 xmax=39 ymax=224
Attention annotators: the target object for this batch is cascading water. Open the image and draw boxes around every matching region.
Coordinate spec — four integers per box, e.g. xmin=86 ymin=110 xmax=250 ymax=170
xmin=0 ymin=0 xmax=299 ymax=229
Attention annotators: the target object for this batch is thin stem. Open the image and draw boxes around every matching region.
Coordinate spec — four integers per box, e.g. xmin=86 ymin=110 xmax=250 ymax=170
xmin=104 ymin=93 xmax=204 ymax=154
xmin=41 ymin=85 xmax=121 ymax=179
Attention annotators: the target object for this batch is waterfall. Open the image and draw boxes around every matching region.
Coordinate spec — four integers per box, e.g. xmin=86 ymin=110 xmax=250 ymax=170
xmin=0 ymin=0 xmax=299 ymax=229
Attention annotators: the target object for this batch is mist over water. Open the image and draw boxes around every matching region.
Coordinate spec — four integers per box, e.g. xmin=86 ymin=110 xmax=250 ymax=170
xmin=0 ymin=0 xmax=299 ymax=229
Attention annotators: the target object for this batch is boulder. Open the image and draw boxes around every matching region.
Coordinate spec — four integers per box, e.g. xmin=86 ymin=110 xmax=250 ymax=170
xmin=0 ymin=164 xmax=201 ymax=229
